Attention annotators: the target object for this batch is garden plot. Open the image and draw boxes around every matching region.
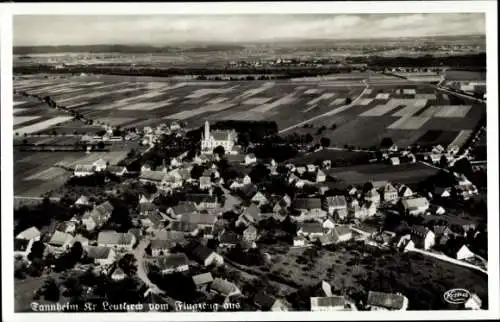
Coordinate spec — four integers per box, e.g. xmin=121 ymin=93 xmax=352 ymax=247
xmin=307 ymin=93 xmax=336 ymax=106
xmin=387 ymin=116 xmax=431 ymax=130
xmin=164 ymin=102 xmax=236 ymax=120
xmin=120 ymin=99 xmax=175 ymax=111
xmin=415 ymin=93 xmax=437 ymax=100
xmin=357 ymin=98 xmax=374 ymax=106
xmin=243 ymin=97 xmax=272 ymax=105
xmin=433 ymin=105 xmax=472 ymax=118
xmin=237 ymin=82 xmax=275 ymax=99
xmin=375 ymin=93 xmax=390 ymax=100
xmin=54 ymin=151 xmax=128 ymax=168
xmin=207 ymin=97 xmax=229 ymax=105
xmin=330 ymin=98 xmax=346 ymax=106
xmin=15 ymin=116 xmax=73 ymax=135
xmin=304 ymin=89 xmax=322 ymax=94
xmin=449 ymin=130 xmax=473 ymax=148
xmin=57 ymin=87 xmax=139 ymax=105
xmin=360 ymin=100 xmax=406 ymax=117
xmin=24 ymin=167 xmax=67 ymax=181
xmin=392 ymin=99 xmax=428 ymax=117
xmin=14 ymin=116 xmax=41 ymax=126
xmin=13 ymin=108 xmax=30 ymax=115
xmin=248 ymin=94 xmax=296 ymax=114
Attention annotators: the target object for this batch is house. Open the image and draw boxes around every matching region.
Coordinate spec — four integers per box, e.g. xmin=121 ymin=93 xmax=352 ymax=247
xmin=293 ymin=236 xmax=308 ymax=247
xmin=251 ymin=191 xmax=269 ymax=206
xmin=433 ymin=225 xmax=453 ymax=241
xmin=464 ymin=294 xmax=482 ymax=310
xmin=92 ymin=158 xmax=108 ymax=172
xmin=16 ymin=226 xmax=41 ymax=242
xmin=236 ymin=204 xmax=261 ymax=227
xmin=296 ymin=166 xmax=307 ymax=175
xmin=316 ymin=169 xmax=326 ymax=183
xmin=82 ymin=201 xmax=114 ymax=231
xmin=138 ymin=202 xmax=159 ymax=217
xmin=199 ymin=176 xmax=212 ymax=190
xmin=14 ymin=238 xmax=34 ymax=260
xmin=47 ymin=231 xmax=74 ymax=252
xmin=168 ymin=221 xmax=199 ymax=235
xmin=410 ymin=226 xmax=435 ymax=250
xmin=74 ymin=164 xmax=94 ymax=177
xmin=150 ymin=231 xmax=186 ymax=255
xmin=185 ymin=193 xmax=219 ymax=210
xmin=107 ymin=165 xmax=128 ymax=176
xmin=110 ymin=266 xmax=126 ymax=281
xmin=293 ymin=198 xmax=323 ymax=212
xmin=186 ymin=242 xmax=224 ymax=267
xmin=245 ymin=154 xmax=257 ymax=165
xmin=324 ymin=195 xmax=348 ymax=218
xmin=210 ymin=278 xmax=241 ymax=297
xmin=254 ymin=291 xmax=289 ymax=311
xmin=74 ymin=195 xmax=91 ymax=207
xmin=456 ymin=244 xmax=475 ymax=260
xmin=398 ymin=185 xmax=413 ymax=198
xmin=242 ymin=175 xmax=252 ymax=185
xmin=332 ymin=225 xmax=353 ymax=243
xmin=366 ymin=291 xmax=409 ymax=311
xmin=219 ymin=230 xmax=243 ymax=248
xmin=297 ymin=222 xmax=325 ymax=239
xmin=139 ymin=171 xmax=167 ymax=186
xmin=67 ymin=234 xmax=89 ymax=249
xmin=97 ymin=231 xmax=136 ymax=251
xmin=273 ymin=194 xmax=292 ymax=213
xmin=243 ymin=225 xmax=258 ymax=242
xmin=347 ymin=186 xmax=358 ymax=196
xmin=139 ymin=193 xmax=155 ymax=204
xmin=180 ymin=213 xmax=217 ymax=229
xmin=381 ymin=183 xmax=398 ymax=203
xmin=86 ymin=246 xmax=116 ymax=266
xmin=402 ymin=197 xmax=429 ymax=216
xmin=434 ymin=186 xmax=451 ymax=198
xmin=310 ymin=296 xmax=348 ymax=311
xmin=167 ymin=202 xmax=198 ymax=217
xmin=350 ymin=224 xmax=379 ymax=240
xmin=192 ymin=272 xmax=214 ymax=291
xmin=364 ymin=188 xmax=380 ymax=205
xmin=322 ymin=218 xmax=335 ymax=230
xmin=151 ymin=254 xmax=190 ymax=274
xmin=390 ymin=157 xmax=400 ymax=165
xmin=362 ymin=201 xmax=377 ymax=217
xmin=141 ymin=164 xmax=152 ymax=172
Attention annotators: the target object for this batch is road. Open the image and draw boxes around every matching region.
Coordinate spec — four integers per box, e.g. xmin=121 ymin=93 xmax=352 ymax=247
xmin=14 ymin=196 xmax=61 ymax=201
xmin=406 ymin=248 xmax=487 ymax=275
xmin=279 ymin=80 xmax=370 ymax=134
xmin=435 ymin=85 xmax=486 ymax=104
xmin=133 ymin=238 xmax=164 ymax=295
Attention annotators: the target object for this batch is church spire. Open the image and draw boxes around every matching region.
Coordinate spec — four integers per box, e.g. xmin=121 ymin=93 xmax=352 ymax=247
xmin=204 ymin=120 xmax=210 ymax=140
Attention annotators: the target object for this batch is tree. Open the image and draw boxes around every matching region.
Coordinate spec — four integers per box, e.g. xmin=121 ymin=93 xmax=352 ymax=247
xmin=27 ymin=241 xmax=45 ymax=262
xmin=213 ymin=145 xmax=225 ymax=157
xmin=320 ymin=137 xmax=331 ymax=147
xmin=118 ymin=254 xmax=138 ymax=277
xmin=41 ymin=277 xmax=60 ymax=301
xmin=97 ymin=141 xmax=105 ymax=150
xmin=439 ymin=155 xmax=448 ymax=168
xmin=330 ymin=123 xmax=337 ymax=130
xmin=345 ymin=97 xmax=352 ymax=105
xmin=304 ymin=134 xmax=314 ymax=144
xmin=70 ymin=241 xmax=83 ymax=262
xmin=380 ymin=137 xmax=394 ymax=149
xmin=190 ymin=164 xmax=205 ymax=179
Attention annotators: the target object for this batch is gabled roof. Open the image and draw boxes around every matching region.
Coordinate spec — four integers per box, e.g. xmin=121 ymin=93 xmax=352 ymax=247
xmin=185 ymin=193 xmax=218 ymax=204
xmin=311 ymin=296 xmax=346 ymax=308
xmin=244 ymin=225 xmax=258 ymax=235
xmin=293 ymin=198 xmax=322 ymax=210
xmin=211 ymin=278 xmax=239 ymax=295
xmin=140 ymin=171 xmax=167 ymax=182
xmin=402 ymin=197 xmax=429 ymax=210
xmin=16 ymin=226 xmax=41 ymax=240
xmin=170 ymin=202 xmax=197 ymax=215
xmin=383 ymin=183 xmax=398 ymax=193
xmin=251 ymin=191 xmax=268 ymax=202
xmin=186 ymin=242 xmax=217 ymax=263
xmin=367 ymin=291 xmax=406 ymax=310
xmin=75 ymin=195 xmax=90 ymax=205
xmin=180 ymin=213 xmax=217 ymax=226
xmin=333 ymin=225 xmax=352 ymax=237
xmin=410 ymin=225 xmax=430 ymax=237
xmin=138 ymin=202 xmax=158 ymax=213
xmin=152 ymin=253 xmax=189 ymax=270
xmin=365 ymin=188 xmax=380 ymax=198
xmin=107 ymin=165 xmax=127 ymax=173
xmin=14 ymin=238 xmax=31 ymax=252
xmin=299 ymin=222 xmax=324 ymax=234
xmin=254 ymin=291 xmax=278 ymax=310
xmin=433 ymin=225 xmax=452 ymax=236
xmin=87 ymin=246 xmax=112 ymax=259
xmin=154 ymin=230 xmax=186 ymax=243
xmin=325 ymin=195 xmax=347 ymax=208
xmin=74 ymin=164 xmax=94 ymax=173
xmin=192 ymin=272 xmax=214 ymax=286
xmin=219 ymin=230 xmax=242 ymax=244
xmin=169 ymin=221 xmax=199 ymax=233
xmin=97 ymin=231 xmax=135 ymax=245
xmin=241 ymin=204 xmax=261 ymax=222
xmin=48 ymin=231 xmax=73 ymax=247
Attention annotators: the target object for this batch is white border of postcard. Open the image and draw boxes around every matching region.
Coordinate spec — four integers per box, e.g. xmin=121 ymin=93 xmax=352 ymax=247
xmin=1 ymin=1 xmax=499 ymax=321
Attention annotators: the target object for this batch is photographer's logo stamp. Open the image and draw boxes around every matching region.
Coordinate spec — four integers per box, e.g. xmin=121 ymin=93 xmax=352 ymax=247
xmin=443 ymin=289 xmax=471 ymax=304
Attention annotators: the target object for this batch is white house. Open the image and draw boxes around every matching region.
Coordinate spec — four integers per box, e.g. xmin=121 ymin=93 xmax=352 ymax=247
xmin=87 ymin=246 xmax=116 ymax=266
xmin=14 ymin=238 xmax=34 ymax=260
xmin=324 ymin=195 xmax=348 ymax=218
xmin=16 ymin=227 xmax=41 ymax=242
xmin=92 ymin=159 xmax=108 ymax=172
xmin=381 ymin=183 xmax=398 ymax=203
xmin=245 ymin=154 xmax=257 ymax=165
xmin=251 ymin=191 xmax=269 ymax=206
xmin=410 ymin=226 xmax=435 ymax=250
xmin=402 ymin=197 xmax=429 ymax=216
xmin=74 ymin=164 xmax=94 ymax=177
xmin=464 ymin=294 xmax=482 ymax=310
xmin=190 ymin=243 xmax=224 ymax=267
xmin=364 ymin=188 xmax=380 ymax=205
xmin=316 ymin=170 xmax=326 ymax=183
xmin=398 ymin=185 xmax=414 ymax=198
xmin=322 ymin=218 xmax=335 ymax=230
xmin=97 ymin=231 xmax=136 ymax=251
xmin=456 ymin=245 xmax=475 ymax=260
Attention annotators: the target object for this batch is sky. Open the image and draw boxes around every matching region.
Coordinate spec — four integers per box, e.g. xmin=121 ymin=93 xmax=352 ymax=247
xmin=14 ymin=13 xmax=486 ymax=46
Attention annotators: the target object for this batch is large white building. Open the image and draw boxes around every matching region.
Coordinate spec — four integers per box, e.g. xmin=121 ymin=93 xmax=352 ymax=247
xmin=201 ymin=121 xmax=238 ymax=155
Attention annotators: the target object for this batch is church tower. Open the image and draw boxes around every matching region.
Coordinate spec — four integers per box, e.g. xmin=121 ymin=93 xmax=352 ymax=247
xmin=204 ymin=121 xmax=210 ymax=140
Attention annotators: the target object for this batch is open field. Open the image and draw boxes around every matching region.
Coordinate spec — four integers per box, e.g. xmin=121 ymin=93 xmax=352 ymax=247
xmin=324 ymin=162 xmax=439 ymax=187
xmin=14 ymin=75 xmax=485 ymax=150
xmin=14 ymin=150 xmax=128 ymax=196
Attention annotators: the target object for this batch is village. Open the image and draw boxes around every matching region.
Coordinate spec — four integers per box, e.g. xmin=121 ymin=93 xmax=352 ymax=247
xmin=14 ymin=119 xmax=488 ymax=312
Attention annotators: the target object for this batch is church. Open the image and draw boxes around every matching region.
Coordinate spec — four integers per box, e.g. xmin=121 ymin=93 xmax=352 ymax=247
xmin=201 ymin=121 xmax=238 ymax=154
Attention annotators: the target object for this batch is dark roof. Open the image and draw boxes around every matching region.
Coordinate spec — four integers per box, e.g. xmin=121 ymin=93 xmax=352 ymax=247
xmin=107 ymin=165 xmax=127 ymax=173
xmin=411 ymin=225 xmax=430 ymax=237
xmin=300 ymin=222 xmax=324 ymax=234
xmin=171 ymin=202 xmax=197 ymax=215
xmin=367 ymin=291 xmax=406 ymax=310
xmin=219 ymin=230 xmax=242 ymax=244
xmin=185 ymin=193 xmax=218 ymax=204
xmin=192 ymin=272 xmax=214 ymax=286
xmin=87 ymin=246 xmax=111 ymax=259
xmin=186 ymin=242 xmax=216 ymax=263
xmin=433 ymin=225 xmax=451 ymax=236
xmin=168 ymin=221 xmax=199 ymax=233
xmin=14 ymin=238 xmax=30 ymax=252
xmin=226 ymin=154 xmax=246 ymax=163
xmin=293 ymin=198 xmax=322 ymax=210
xmin=138 ymin=202 xmax=158 ymax=213
xmin=210 ymin=278 xmax=239 ymax=295
xmin=152 ymin=253 xmax=189 ymax=270
xmin=254 ymin=291 xmax=277 ymax=310
xmin=180 ymin=213 xmax=217 ymax=226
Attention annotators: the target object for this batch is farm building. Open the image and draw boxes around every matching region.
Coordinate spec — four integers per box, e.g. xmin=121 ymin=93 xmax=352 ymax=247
xmin=410 ymin=226 xmax=435 ymax=250
xmin=97 ymin=231 xmax=136 ymax=251
xmin=74 ymin=164 xmax=94 ymax=177
xmin=324 ymin=195 xmax=348 ymax=218
xmin=401 ymin=197 xmax=429 ymax=216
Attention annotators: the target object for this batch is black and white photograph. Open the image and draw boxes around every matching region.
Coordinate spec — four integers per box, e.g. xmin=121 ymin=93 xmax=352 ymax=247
xmin=1 ymin=2 xmax=499 ymax=321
